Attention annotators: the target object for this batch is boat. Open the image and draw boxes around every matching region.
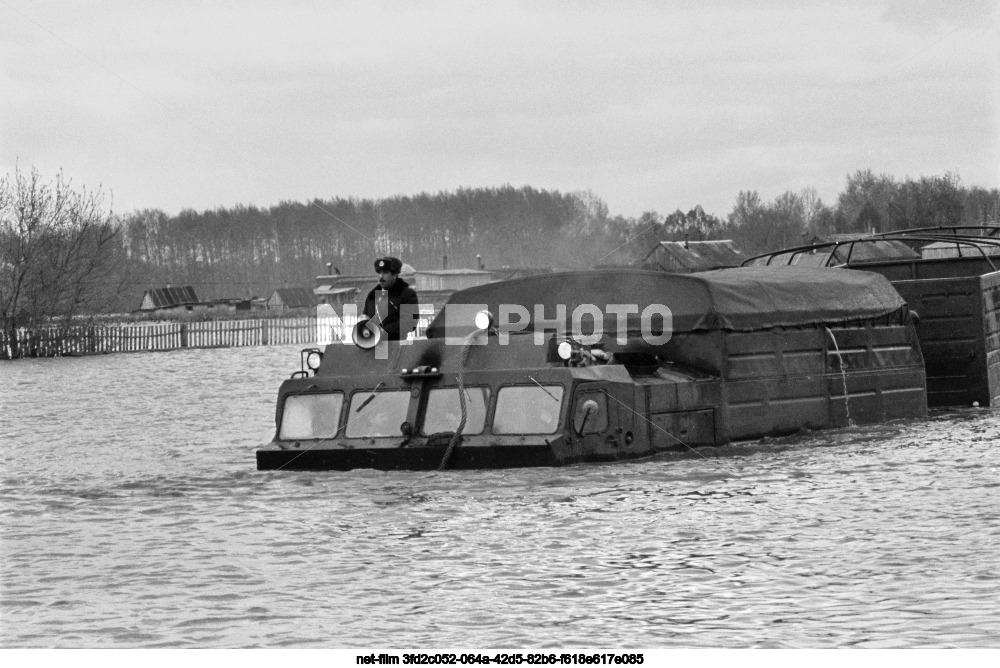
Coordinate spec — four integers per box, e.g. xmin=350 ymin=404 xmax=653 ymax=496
xmin=743 ymin=226 xmax=1000 ymax=407
xmin=256 ymin=266 xmax=927 ymax=471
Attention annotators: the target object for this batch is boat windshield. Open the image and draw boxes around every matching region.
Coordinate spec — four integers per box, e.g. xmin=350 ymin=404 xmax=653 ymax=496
xmin=493 ymin=385 xmax=563 ymax=434
xmin=421 ymin=387 xmax=489 ymax=436
xmin=279 ymin=393 xmax=344 ymax=440
xmin=346 ymin=390 xmax=411 ymax=438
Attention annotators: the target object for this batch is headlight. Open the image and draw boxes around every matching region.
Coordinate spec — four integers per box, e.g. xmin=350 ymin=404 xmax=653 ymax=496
xmin=557 ymin=341 xmax=574 ymax=360
xmin=474 ymin=309 xmax=494 ymax=330
xmin=306 ymin=350 xmax=323 ymax=371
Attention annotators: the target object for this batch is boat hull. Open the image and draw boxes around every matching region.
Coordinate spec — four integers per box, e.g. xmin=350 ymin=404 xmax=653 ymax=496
xmin=256 ymin=445 xmax=561 ymax=471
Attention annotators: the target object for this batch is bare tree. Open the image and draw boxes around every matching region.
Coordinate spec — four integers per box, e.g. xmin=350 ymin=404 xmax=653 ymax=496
xmin=1 ymin=166 xmax=124 ymax=356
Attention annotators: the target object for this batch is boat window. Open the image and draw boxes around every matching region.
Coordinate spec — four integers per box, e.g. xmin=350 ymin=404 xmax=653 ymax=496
xmin=573 ymin=392 xmax=608 ymax=434
xmin=279 ymin=393 xmax=344 ymax=440
xmin=346 ymin=390 xmax=411 ymax=438
xmin=493 ymin=385 xmax=563 ymax=434
xmin=421 ymin=387 xmax=490 ymax=436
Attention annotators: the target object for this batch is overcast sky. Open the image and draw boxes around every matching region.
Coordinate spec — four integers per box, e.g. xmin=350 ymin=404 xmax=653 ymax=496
xmin=2 ymin=0 xmax=998 ymax=220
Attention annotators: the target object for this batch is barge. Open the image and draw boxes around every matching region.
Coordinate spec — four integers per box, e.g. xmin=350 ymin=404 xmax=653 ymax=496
xmin=743 ymin=226 xmax=1000 ymax=407
xmin=256 ymin=267 xmax=926 ymax=471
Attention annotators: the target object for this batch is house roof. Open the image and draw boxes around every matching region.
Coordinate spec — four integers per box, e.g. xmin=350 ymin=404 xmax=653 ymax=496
xmin=314 ymin=275 xmax=378 ymax=293
xmin=835 ymin=240 xmax=920 ymax=263
xmin=920 ymin=241 xmax=1000 ymax=259
xmin=314 ymin=286 xmax=359 ymax=297
xmin=417 ymin=268 xmax=491 ymax=276
xmin=314 ymin=262 xmax=416 ymax=281
xmin=142 ymin=286 xmax=199 ymax=309
xmin=813 ymin=236 xmax=920 ymax=262
xmin=488 ymin=267 xmax=555 ymax=282
xmin=269 ymin=287 xmax=316 ymax=308
xmin=643 ymin=240 xmax=746 ymax=272
xmin=315 ymin=274 xmax=370 ymax=281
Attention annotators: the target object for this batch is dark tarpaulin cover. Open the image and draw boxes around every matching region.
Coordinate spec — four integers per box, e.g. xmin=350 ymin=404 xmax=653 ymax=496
xmin=426 ymin=266 xmax=906 ymax=337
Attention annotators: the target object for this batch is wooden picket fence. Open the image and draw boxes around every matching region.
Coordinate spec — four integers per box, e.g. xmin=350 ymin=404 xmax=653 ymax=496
xmin=1 ymin=317 xmax=338 ymax=359
xmin=0 ymin=312 xmax=436 ymax=359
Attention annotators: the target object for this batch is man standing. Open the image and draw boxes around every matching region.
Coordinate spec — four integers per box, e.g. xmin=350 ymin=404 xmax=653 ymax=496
xmin=363 ymin=256 xmax=419 ymax=340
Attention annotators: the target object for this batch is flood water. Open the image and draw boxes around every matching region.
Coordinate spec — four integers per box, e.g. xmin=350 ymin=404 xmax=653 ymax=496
xmin=1 ymin=344 xmax=999 ymax=648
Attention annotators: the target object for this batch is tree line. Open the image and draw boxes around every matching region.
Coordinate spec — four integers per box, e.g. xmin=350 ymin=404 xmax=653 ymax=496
xmin=120 ymin=186 xmax=611 ymax=299
xmin=3 ymin=165 xmax=998 ymax=347
xmin=636 ymin=171 xmax=999 ymax=257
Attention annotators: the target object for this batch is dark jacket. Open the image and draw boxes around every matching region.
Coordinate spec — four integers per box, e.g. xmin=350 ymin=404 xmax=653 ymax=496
xmin=363 ymin=278 xmax=419 ymax=340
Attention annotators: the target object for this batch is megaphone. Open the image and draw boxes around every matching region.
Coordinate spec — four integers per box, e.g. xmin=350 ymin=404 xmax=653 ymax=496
xmin=352 ymin=317 xmax=384 ymax=350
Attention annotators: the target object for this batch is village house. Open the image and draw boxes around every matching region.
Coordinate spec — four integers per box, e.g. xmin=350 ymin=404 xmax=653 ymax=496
xmin=266 ymin=287 xmax=317 ymax=311
xmin=137 ymin=287 xmax=254 ymax=315
xmin=313 ymin=262 xmax=492 ymax=317
xmin=641 ymin=240 xmax=747 ymax=273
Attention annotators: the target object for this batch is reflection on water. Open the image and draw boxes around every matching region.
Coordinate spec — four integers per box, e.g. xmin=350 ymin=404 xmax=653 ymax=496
xmin=1 ymin=346 xmax=999 ymax=648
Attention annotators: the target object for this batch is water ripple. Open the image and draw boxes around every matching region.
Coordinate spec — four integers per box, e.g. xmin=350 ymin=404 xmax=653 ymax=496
xmin=2 ymin=345 xmax=999 ymax=647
